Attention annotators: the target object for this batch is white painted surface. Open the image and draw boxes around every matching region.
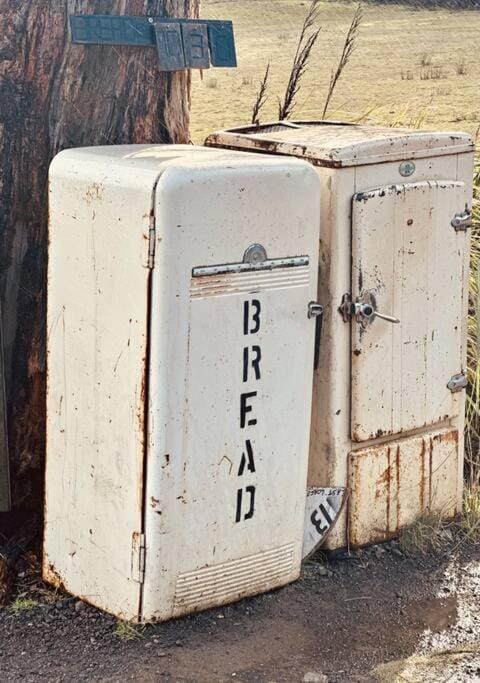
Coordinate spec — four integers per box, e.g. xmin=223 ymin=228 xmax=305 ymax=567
xmin=45 ymin=146 xmax=320 ymax=621
xmin=143 ymin=159 xmax=320 ymax=621
xmin=302 ymin=487 xmax=347 ymax=560
xmin=206 ymin=122 xmax=474 ymax=550
xmin=351 ymin=181 xmax=468 ymax=442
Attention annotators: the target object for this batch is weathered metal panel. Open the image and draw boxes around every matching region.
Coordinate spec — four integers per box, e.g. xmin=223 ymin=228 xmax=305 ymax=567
xmin=205 ymin=122 xmax=474 ymax=168
xmin=154 ymin=22 xmax=186 ymax=71
xmin=348 ymin=429 xmax=459 ymax=547
xmin=142 ymin=159 xmax=320 ymax=621
xmin=44 ymin=146 xmax=174 ymax=620
xmin=181 ymin=23 xmax=209 ymax=69
xmin=351 ymin=181 xmax=468 ymax=442
xmin=46 ymin=146 xmax=320 ymax=622
xmin=204 ymin=122 xmax=473 ymax=551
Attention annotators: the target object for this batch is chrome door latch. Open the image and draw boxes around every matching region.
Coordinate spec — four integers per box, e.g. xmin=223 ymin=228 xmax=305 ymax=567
xmin=308 ymin=302 xmax=324 ymax=319
xmin=339 ymin=292 xmax=400 ymax=329
xmin=451 ymin=209 xmax=472 ymax=232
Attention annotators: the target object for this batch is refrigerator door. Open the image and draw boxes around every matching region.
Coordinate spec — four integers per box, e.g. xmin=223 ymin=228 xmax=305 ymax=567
xmin=143 ymin=156 xmax=321 ymax=621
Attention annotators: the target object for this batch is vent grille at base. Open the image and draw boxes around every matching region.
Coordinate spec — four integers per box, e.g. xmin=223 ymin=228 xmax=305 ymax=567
xmin=173 ymin=543 xmax=295 ymax=614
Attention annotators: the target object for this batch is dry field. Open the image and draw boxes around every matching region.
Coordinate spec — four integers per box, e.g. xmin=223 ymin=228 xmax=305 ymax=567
xmin=190 ymin=0 xmax=480 ymax=141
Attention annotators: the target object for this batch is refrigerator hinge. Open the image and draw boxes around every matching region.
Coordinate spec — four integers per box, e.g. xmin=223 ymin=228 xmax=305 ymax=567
xmin=131 ymin=532 xmax=146 ymax=584
xmin=148 ymin=215 xmax=156 ymax=269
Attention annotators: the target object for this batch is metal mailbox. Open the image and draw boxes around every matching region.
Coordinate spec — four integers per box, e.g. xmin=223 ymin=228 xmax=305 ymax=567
xmin=44 ymin=145 xmax=321 ymax=621
xmin=206 ymin=121 xmax=474 ymax=548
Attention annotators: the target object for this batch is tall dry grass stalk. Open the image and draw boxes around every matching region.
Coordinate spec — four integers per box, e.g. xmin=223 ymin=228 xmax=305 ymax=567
xmin=322 ymin=4 xmax=362 ymax=119
xmin=465 ymin=158 xmax=480 ymax=488
xmin=251 ymin=63 xmax=270 ymax=125
xmin=278 ymin=0 xmax=322 ymax=120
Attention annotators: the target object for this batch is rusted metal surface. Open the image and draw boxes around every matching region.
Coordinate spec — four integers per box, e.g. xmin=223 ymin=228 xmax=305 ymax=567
xmin=205 ymin=120 xmax=473 ymax=551
xmin=205 ymin=121 xmax=474 ymax=168
xmin=351 ymin=181 xmax=469 ymax=442
xmin=348 ymin=429 xmax=460 ymax=547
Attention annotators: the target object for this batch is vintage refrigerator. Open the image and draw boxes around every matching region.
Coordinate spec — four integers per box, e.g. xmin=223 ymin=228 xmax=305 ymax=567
xmin=44 ymin=144 xmax=321 ymax=621
xmin=206 ymin=121 xmax=474 ymax=548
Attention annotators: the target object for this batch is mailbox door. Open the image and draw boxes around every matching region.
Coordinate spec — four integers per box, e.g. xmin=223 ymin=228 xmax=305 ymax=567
xmin=350 ymin=181 xmax=469 ymax=442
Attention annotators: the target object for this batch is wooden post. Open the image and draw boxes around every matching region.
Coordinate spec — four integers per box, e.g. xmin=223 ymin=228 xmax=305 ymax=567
xmin=0 ymin=1 xmax=200 ymax=529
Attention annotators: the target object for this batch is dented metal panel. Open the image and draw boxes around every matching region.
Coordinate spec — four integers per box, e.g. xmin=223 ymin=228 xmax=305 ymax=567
xmin=351 ymin=181 xmax=468 ymax=442
xmin=348 ymin=429 xmax=459 ymax=547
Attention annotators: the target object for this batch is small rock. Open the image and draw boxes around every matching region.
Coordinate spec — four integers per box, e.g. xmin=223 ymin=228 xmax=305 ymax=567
xmin=175 ymin=640 xmax=183 ymax=647
xmin=318 ymin=565 xmax=328 ymax=576
xmin=303 ymin=673 xmax=328 ymax=683
xmin=157 ymin=651 xmax=168 ymax=658
xmin=373 ymin=546 xmax=386 ymax=559
xmin=74 ymin=600 xmax=85 ymax=613
xmin=392 ymin=548 xmax=403 ymax=558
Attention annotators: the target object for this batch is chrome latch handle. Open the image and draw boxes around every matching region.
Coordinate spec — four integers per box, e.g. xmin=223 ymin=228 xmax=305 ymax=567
xmin=340 ymin=292 xmax=400 ymax=328
xmin=374 ymin=310 xmax=401 ymax=324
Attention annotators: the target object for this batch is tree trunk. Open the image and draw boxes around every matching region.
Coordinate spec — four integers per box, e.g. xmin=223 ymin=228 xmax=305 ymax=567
xmin=0 ymin=0 xmax=200 ymax=531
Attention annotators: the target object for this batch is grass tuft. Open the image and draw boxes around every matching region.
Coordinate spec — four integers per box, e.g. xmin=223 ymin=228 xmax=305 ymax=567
xmin=9 ymin=597 xmax=40 ymax=613
xmin=462 ymin=486 xmax=480 ymax=540
xmin=399 ymin=511 xmax=454 ymax=556
xmin=114 ymin=620 xmax=145 ymax=641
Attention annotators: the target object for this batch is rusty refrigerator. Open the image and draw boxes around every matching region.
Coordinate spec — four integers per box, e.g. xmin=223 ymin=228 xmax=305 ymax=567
xmin=44 ymin=145 xmax=321 ymax=621
xmin=206 ymin=122 xmax=474 ymax=548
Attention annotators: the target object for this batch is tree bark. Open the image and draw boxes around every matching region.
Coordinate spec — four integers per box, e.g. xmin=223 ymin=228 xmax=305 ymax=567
xmin=0 ymin=0 xmax=200 ymax=528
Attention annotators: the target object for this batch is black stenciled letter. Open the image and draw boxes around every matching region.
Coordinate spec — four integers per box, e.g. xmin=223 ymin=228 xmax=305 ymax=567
xmin=243 ymin=345 xmax=262 ymax=382
xmin=240 ymin=392 xmax=257 ymax=428
xmin=235 ymin=485 xmax=256 ymax=523
xmin=238 ymin=440 xmax=256 ymax=476
xmin=243 ymin=300 xmax=261 ymax=335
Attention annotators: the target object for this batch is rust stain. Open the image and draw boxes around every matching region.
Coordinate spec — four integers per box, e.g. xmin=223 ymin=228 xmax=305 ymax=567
xmin=419 ymin=438 xmax=426 ymax=512
xmin=84 ymin=182 xmax=104 ymax=202
xmin=43 ymin=560 xmax=65 ymax=591
xmin=386 ymin=447 xmax=391 ymax=536
xmin=395 ymin=445 xmax=400 ymax=532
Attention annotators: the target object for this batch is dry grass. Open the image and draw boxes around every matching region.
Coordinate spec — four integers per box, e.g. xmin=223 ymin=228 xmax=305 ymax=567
xmin=399 ymin=511 xmax=454 ymax=556
xmin=190 ymin=1 xmax=480 ymax=141
xmin=278 ymin=0 xmax=322 ymax=120
xmin=251 ymin=63 xmax=270 ymax=125
xmin=462 ymin=486 xmax=480 ymax=540
xmin=322 ymin=3 xmax=362 ymax=119
xmin=114 ymin=620 xmax=145 ymax=641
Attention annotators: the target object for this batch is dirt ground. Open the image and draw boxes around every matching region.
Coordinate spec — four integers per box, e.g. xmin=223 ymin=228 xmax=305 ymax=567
xmin=190 ymin=1 xmax=480 ymax=142
xmin=1 ymin=538 xmax=479 ymax=682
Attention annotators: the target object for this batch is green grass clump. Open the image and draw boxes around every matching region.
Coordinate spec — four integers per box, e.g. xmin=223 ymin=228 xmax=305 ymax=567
xmin=114 ymin=620 xmax=145 ymax=641
xmin=9 ymin=597 xmax=40 ymax=613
